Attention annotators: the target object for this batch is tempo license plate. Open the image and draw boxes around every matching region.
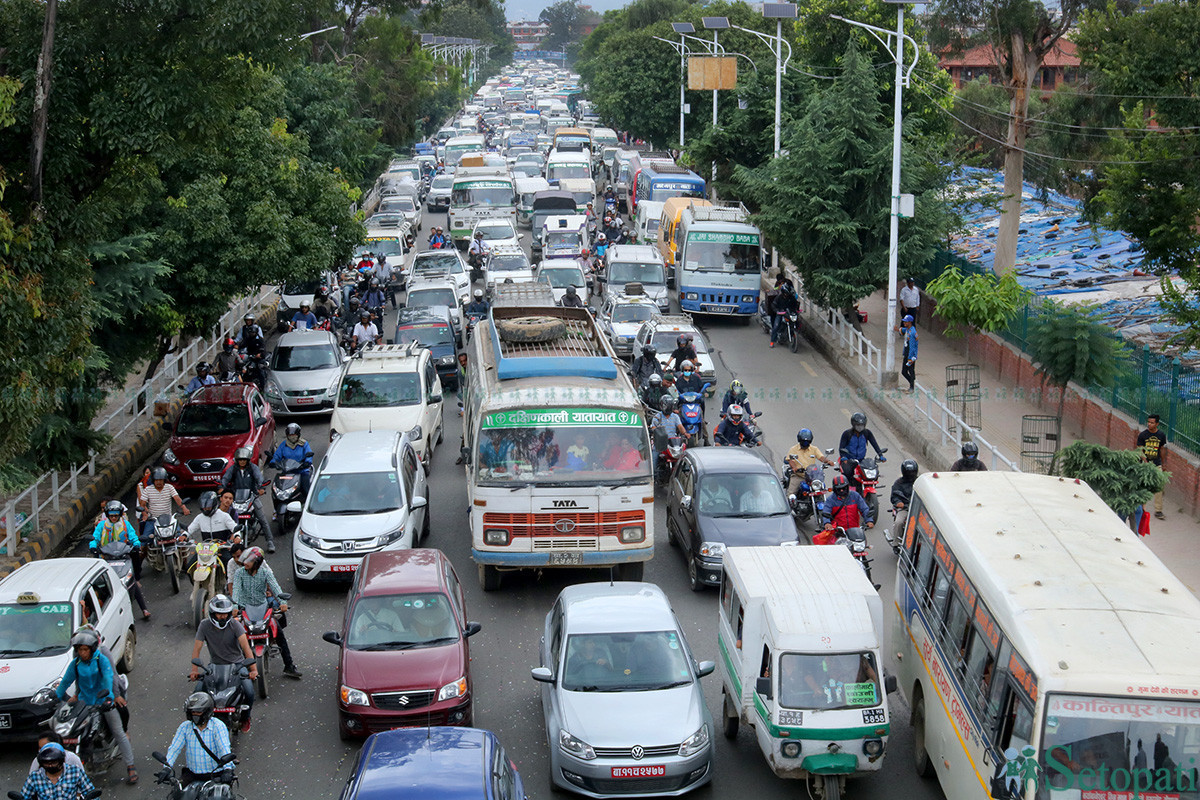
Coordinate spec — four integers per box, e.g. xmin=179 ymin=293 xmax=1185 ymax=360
xmin=0 ymin=713 xmax=10 ymax=729
xmin=330 ymin=564 xmax=358 ymax=573
xmin=612 ymin=766 xmax=665 ymax=778
xmin=548 ymin=552 xmax=583 ymax=566
xmin=705 ymin=304 xmax=736 ymax=314
xmin=294 ymin=397 xmax=316 ymax=405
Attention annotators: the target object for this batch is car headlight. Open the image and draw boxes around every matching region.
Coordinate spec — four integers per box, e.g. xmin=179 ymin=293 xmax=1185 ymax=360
xmin=684 ymin=292 xmax=698 ymax=301
xmin=32 ymin=679 xmax=61 ymax=706
xmin=484 ymin=528 xmax=510 ymax=546
xmin=438 ymin=676 xmax=467 ymax=702
xmin=439 ymin=355 xmax=456 ymax=365
xmin=699 ymin=541 xmax=726 ymax=558
xmin=327 ymin=378 xmax=341 ymax=398
xmin=264 ymin=380 xmax=282 ymax=400
xmin=619 ymin=525 xmax=644 ymax=544
xmin=162 ymin=448 xmax=179 ymax=466
xmin=378 ymin=528 xmax=406 ymax=547
xmin=297 ymin=531 xmax=321 ymax=549
xmin=340 ymin=685 xmax=369 ymax=707
xmin=678 ymin=724 xmax=710 ymax=757
xmin=558 ymin=730 xmax=596 ymax=760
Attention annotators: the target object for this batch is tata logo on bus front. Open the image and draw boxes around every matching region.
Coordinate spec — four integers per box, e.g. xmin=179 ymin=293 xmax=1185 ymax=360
xmin=551 ymin=500 xmax=579 ymax=508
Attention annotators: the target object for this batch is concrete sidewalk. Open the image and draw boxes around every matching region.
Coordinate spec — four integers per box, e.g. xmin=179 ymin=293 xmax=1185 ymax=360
xmin=813 ymin=286 xmax=1200 ymax=596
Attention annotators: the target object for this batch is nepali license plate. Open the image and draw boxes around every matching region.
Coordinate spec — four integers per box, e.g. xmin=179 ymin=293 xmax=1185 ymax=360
xmin=548 ymin=552 xmax=583 ymax=566
xmin=294 ymin=397 xmax=316 ymax=405
xmin=330 ymin=564 xmax=359 ymax=573
xmin=612 ymin=766 xmax=665 ymax=778
xmin=0 ymin=714 xmax=10 ymax=729
xmin=706 ymin=304 xmax=736 ymax=314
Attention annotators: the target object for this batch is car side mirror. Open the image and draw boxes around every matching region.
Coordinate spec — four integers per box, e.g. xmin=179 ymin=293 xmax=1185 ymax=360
xmin=530 ymin=666 xmax=555 ymax=684
xmin=411 ymin=496 xmax=428 ymax=510
xmin=696 ymin=660 xmax=716 ymax=678
xmin=286 ymin=501 xmax=302 ymax=514
xmin=885 ymin=674 xmax=898 ymax=695
xmin=464 ymin=621 xmax=482 ymax=638
xmin=430 ymin=393 xmax=442 ymax=404
xmin=322 ymin=631 xmax=343 ymax=646
xmin=255 ymin=417 xmax=269 ymax=427
xmin=755 ymin=676 xmax=773 ymax=700
xmin=680 ymin=495 xmax=692 ymax=511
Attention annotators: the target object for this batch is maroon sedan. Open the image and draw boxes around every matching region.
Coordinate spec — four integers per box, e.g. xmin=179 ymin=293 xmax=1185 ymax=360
xmin=322 ymin=549 xmax=481 ymax=740
xmin=162 ymin=384 xmax=276 ymax=491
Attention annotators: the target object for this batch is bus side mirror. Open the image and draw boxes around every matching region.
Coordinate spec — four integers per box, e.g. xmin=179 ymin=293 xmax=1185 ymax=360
xmin=460 ymin=447 xmax=472 ymax=465
xmin=755 ymin=676 xmax=773 ymax=700
xmin=885 ymin=674 xmax=898 ymax=695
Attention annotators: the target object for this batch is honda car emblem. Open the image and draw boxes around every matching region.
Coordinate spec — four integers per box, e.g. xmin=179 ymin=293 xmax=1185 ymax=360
xmin=554 ymin=519 xmax=576 ymax=533
xmin=342 ymin=541 xmax=355 ymax=552
xmin=631 ymin=745 xmax=644 ymax=760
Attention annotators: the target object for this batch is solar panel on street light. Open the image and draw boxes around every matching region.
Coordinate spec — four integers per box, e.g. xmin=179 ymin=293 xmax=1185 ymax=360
xmin=762 ymin=3 xmax=797 ymax=18
xmin=701 ymin=16 xmax=729 ymax=29
xmin=671 ymin=22 xmax=695 ymax=33
xmin=421 ymin=33 xmax=433 ymax=43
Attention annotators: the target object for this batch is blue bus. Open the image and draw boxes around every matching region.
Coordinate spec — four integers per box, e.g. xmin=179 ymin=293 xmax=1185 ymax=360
xmin=635 ymin=162 xmax=706 ymax=206
xmin=675 ymin=202 xmax=762 ymax=317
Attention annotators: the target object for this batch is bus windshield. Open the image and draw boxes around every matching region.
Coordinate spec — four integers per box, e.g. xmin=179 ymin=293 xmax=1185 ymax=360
xmin=651 ymin=185 xmax=705 ymax=203
xmin=684 ymin=233 xmax=761 ymax=273
xmin=475 ymin=410 xmax=651 ymax=485
xmin=547 ymin=164 xmax=591 ymax=182
xmin=452 ymin=181 xmax=514 ymax=208
xmin=545 ymin=230 xmax=583 ymax=249
xmin=778 ymin=652 xmax=882 ymax=712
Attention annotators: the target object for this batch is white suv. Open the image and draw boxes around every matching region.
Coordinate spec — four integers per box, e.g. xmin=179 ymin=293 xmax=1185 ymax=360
xmin=291 ymin=430 xmax=429 ymax=587
xmin=329 ymin=344 xmax=444 ymax=465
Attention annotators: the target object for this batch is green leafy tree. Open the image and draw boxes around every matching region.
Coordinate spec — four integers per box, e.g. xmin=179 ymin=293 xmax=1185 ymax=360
xmin=925 ymin=264 xmax=1030 ymax=360
xmin=1026 ymin=300 xmax=1128 ymax=421
xmin=541 ymin=0 xmax=586 ymax=51
xmin=1053 ymin=440 xmax=1167 ymax=520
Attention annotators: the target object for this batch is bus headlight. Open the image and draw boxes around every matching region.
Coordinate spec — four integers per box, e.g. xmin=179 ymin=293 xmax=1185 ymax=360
xmin=781 ymin=740 xmax=802 ymax=758
xmin=863 ymin=738 xmax=884 ymax=756
xmin=741 ymin=295 xmax=756 ymax=304
xmin=484 ymin=528 xmax=510 ymax=546
xmin=619 ymin=525 xmax=645 ymax=543
xmin=684 ymin=292 xmax=698 ymax=301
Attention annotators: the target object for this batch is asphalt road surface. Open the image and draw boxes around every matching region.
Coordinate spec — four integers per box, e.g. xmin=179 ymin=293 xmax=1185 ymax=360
xmin=0 ymin=207 xmax=947 ymax=800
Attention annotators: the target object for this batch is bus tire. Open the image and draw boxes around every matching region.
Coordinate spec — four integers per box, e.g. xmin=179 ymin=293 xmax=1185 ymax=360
xmin=912 ymin=687 xmax=935 ymax=778
xmin=478 ymin=564 xmax=502 ymax=591
xmin=721 ymin=687 xmax=739 ymax=739
xmin=614 ymin=562 xmax=643 ymax=581
xmin=495 ymin=316 xmax=566 ymax=343
xmin=822 ymin=775 xmax=841 ymax=800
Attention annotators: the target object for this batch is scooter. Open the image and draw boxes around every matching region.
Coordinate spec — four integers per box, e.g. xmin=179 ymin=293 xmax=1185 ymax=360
xmin=93 ymin=541 xmax=136 ymax=596
xmin=188 ymin=540 xmax=227 ymax=629
xmin=190 ymin=658 xmax=255 ymax=741
xmin=815 ymin=525 xmax=878 ymax=588
xmin=678 ymin=383 xmax=711 ymax=448
xmin=144 ymin=513 xmax=186 ymax=595
xmin=886 ymin=506 xmax=904 ymax=557
xmin=43 ymin=696 xmax=121 ymax=777
xmin=239 ymin=593 xmax=291 ymax=701
xmin=271 ymin=460 xmax=307 ymax=541
xmin=153 ymin=750 xmax=237 ymax=800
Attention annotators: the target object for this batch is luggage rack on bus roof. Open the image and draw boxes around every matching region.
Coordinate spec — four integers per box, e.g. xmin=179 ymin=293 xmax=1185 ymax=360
xmin=689 ymin=201 xmax=750 ymax=223
xmin=649 ymin=162 xmax=694 ymax=175
xmin=488 ymin=305 xmax=619 ymax=380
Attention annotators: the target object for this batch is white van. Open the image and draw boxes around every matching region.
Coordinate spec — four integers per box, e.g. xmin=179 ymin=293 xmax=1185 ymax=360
xmin=515 ymin=176 xmax=551 ymax=228
xmin=634 ymin=200 xmax=665 ymax=249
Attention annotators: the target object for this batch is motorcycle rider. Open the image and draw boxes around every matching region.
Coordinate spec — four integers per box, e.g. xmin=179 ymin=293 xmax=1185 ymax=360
xmin=649 ymin=395 xmax=687 ymax=474
xmin=467 ymin=230 xmax=490 ymax=269
xmin=641 ymin=373 xmax=674 ymax=413
xmin=162 ymin=693 xmax=234 ymax=790
xmin=231 ymin=548 xmax=302 ymax=679
xmin=714 ymin=404 xmax=759 ymax=447
xmin=363 ymin=279 xmax=387 ymax=315
xmin=235 ymin=313 xmax=265 ymax=357
xmin=139 ymin=467 xmax=189 ymax=541
xmin=665 ymin=334 xmax=697 ymax=372
xmin=268 ymin=423 xmax=314 ymax=499
xmin=769 ymin=279 xmax=799 ymax=348
xmin=190 ymin=595 xmax=257 ymax=731
xmin=56 ymin=628 xmax=138 ymax=784
xmin=465 ymin=289 xmax=490 ymax=317
xmin=21 ymin=741 xmax=97 ymax=799
xmin=593 ymin=232 xmax=609 ymax=260
xmin=889 ymin=459 xmax=919 ymax=548
xmin=312 ymin=285 xmax=339 ymax=321
xmin=821 ymin=474 xmax=874 ymax=533
xmin=784 ymin=428 xmax=837 ymax=498
xmin=341 ymin=295 xmax=362 ymax=329
xmin=187 ymin=490 xmax=238 ymax=543
xmin=950 ymin=441 xmax=988 ymax=471
xmin=720 ymin=379 xmax=753 ymax=417
xmin=629 ymin=344 xmax=661 ymax=390
xmin=838 ymin=412 xmax=887 ymax=465
xmin=351 ymin=309 xmax=382 ymax=350
xmin=219 ymin=448 xmax=274 ymax=552
xmin=428 ymin=226 xmax=447 ymax=248
xmin=184 ymin=362 xmax=217 ymax=395
xmin=673 ymin=360 xmax=706 ymax=418
xmin=91 ymin=500 xmax=151 ymax=619
xmin=289 ymin=300 xmax=318 ymax=332
xmin=215 ymin=339 xmax=240 ymax=382
xmin=560 ymin=284 xmax=585 ymax=308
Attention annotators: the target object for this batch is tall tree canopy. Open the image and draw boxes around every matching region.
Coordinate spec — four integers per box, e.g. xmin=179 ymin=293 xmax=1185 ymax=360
xmin=541 ymin=0 xmax=587 ymax=51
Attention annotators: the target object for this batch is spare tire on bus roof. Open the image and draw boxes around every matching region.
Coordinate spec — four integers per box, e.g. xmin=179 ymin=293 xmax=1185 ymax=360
xmin=495 ymin=316 xmax=567 ymax=343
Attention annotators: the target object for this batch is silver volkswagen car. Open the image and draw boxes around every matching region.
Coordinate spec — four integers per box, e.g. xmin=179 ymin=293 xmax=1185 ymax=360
xmin=531 ymin=583 xmax=715 ymax=797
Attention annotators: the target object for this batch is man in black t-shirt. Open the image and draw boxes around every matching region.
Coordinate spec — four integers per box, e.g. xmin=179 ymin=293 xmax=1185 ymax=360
xmin=1138 ymin=414 xmax=1168 ymax=519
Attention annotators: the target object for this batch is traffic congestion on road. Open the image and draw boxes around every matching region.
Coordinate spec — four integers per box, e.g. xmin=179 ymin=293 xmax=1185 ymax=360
xmin=9 ymin=60 xmax=1150 ymax=800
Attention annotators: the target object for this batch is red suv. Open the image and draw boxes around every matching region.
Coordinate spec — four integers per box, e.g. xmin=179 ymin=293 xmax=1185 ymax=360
xmin=322 ymin=549 xmax=480 ymax=740
xmin=162 ymin=384 xmax=276 ymax=491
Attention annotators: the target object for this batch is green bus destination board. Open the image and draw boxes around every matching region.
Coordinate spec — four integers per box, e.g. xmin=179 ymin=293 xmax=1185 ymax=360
xmin=481 ymin=408 xmax=643 ymax=429
xmin=687 ymin=231 xmax=760 ymax=245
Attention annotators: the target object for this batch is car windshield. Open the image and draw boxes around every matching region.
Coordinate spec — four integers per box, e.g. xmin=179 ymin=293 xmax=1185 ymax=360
xmin=272 ymin=345 xmax=340 ymax=371
xmin=651 ymin=186 xmax=705 ymax=203
xmin=645 ymin=219 xmax=661 ymax=235
xmin=539 ymin=268 xmax=585 ymax=288
xmin=610 ymin=262 xmax=665 ymax=286
xmin=396 ymin=323 xmax=455 ymax=348
xmin=546 ymin=230 xmax=582 ymax=249
xmin=0 ymin=602 xmax=72 ymax=658
xmin=652 ymin=331 xmax=709 ymax=355
xmin=562 ymin=632 xmax=692 ymax=692
xmin=696 ymin=474 xmax=788 ymax=516
xmin=308 ymin=470 xmax=403 ymax=515
xmin=345 ymin=593 xmax=458 ymax=649
xmin=176 ymin=403 xmax=250 ymax=436
xmin=489 ymin=255 xmax=530 ymax=272
xmin=778 ymin=652 xmax=882 ymax=711
xmin=367 ymin=215 xmax=405 ymax=230
xmin=476 ymin=414 xmax=651 ymax=485
xmin=547 ymin=164 xmax=590 ymax=182
xmin=477 ymin=224 xmax=515 ymax=240
xmin=452 ymin=184 xmax=514 ymax=207
xmin=611 ymin=304 xmax=655 ymax=324
xmin=390 ymin=196 xmax=416 ymax=211
xmin=409 ymin=288 xmax=457 ymax=309
xmin=337 ymin=373 xmax=421 ymax=408
xmin=683 ymin=237 xmax=761 ymax=273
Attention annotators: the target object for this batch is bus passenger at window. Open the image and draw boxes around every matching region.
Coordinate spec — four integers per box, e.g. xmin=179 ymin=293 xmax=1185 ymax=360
xmin=566 ymin=433 xmax=590 ymax=470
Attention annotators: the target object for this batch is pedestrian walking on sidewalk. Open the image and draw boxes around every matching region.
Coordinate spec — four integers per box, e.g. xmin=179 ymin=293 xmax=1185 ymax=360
xmin=901 ymin=315 xmax=918 ymax=392
xmin=898 ymin=277 xmax=921 ymax=324
xmin=1138 ymin=414 xmax=1167 ymax=519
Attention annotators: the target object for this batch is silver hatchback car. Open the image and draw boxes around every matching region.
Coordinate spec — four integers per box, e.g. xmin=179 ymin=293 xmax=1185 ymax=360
xmin=531 ymin=583 xmax=715 ymax=798
xmin=263 ymin=330 xmax=345 ymax=416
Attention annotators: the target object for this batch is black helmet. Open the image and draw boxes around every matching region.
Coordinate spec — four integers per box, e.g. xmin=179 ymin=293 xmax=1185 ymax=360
xmin=961 ymin=441 xmax=979 ymax=460
xmin=797 ymin=428 xmax=813 ymax=447
xmin=317 ymin=285 xmax=329 ymax=299
xmin=208 ymin=594 xmax=235 ymax=628
xmin=676 ymin=335 xmax=687 ymax=348
xmin=901 ymin=459 xmax=919 ymax=479
xmin=185 ymin=692 xmax=216 ymax=727
xmin=37 ymin=742 xmax=66 ymax=770
xmin=196 ymin=361 xmax=211 ymax=376
xmin=152 ymin=467 xmax=168 ymax=482
xmin=648 ymin=373 xmax=662 ymax=387
xmin=832 ymin=474 xmax=850 ymax=497
xmin=660 ymin=395 xmax=676 ymax=414
xmin=566 ymin=285 xmax=577 ymax=296
xmin=850 ymin=412 xmax=867 ymax=432
xmin=199 ymin=491 xmax=219 ymax=516
xmin=642 ymin=343 xmax=657 ymax=357
xmin=349 ymin=296 xmax=360 ymax=309
xmin=285 ymin=422 xmax=301 ymax=441
xmin=104 ymin=500 xmax=124 ymax=519
xmin=70 ymin=627 xmax=100 ymax=651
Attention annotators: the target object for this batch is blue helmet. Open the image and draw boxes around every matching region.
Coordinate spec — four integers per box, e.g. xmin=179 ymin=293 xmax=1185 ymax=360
xmin=797 ymin=429 xmax=813 ymax=446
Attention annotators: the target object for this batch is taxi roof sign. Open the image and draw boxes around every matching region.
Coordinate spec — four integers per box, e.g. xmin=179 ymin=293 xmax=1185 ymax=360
xmin=17 ymin=591 xmax=40 ymax=604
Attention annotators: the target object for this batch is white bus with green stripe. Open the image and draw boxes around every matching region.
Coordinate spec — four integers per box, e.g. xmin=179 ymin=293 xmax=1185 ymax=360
xmin=717 ymin=546 xmax=894 ymax=800
xmin=449 ymin=167 xmax=517 ymax=246
xmin=675 ymin=201 xmax=763 ymax=317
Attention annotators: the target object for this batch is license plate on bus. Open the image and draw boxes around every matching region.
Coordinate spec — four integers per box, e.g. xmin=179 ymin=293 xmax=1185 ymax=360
xmin=548 ymin=552 xmax=583 ymax=566
xmin=612 ymin=766 xmax=665 ymax=778
xmin=706 ymin=304 xmax=736 ymax=314
xmin=0 ymin=714 xmax=10 ymax=729
xmin=330 ymin=564 xmax=358 ymax=573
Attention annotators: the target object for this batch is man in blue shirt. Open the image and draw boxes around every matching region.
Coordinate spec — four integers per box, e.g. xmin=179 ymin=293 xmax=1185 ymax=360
xmin=269 ymin=423 xmax=314 ymax=498
xmin=56 ymin=628 xmax=137 ymax=784
xmin=901 ymin=314 xmax=918 ymax=392
xmin=838 ymin=412 xmax=886 ymax=463
xmin=164 ymin=693 xmax=233 ymax=789
xmin=649 ymin=396 xmax=687 ymax=474
xmin=289 ymin=301 xmax=318 ymax=331
xmin=21 ymin=743 xmax=96 ymax=800
xmin=185 ymin=362 xmax=217 ymax=394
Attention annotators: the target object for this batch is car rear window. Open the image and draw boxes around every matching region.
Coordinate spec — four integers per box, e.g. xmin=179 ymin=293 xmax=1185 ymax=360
xmin=272 ymin=345 xmax=340 ymax=371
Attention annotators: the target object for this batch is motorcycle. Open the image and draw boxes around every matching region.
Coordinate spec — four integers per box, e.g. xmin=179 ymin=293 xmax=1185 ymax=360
xmin=144 ymin=513 xmax=186 ymax=595
xmin=230 ymin=485 xmax=269 ymax=546
xmin=239 ymin=593 xmax=291 ymax=701
xmin=271 ymin=460 xmax=307 ymax=541
xmin=653 ymin=434 xmax=686 ymax=488
xmin=815 ymin=525 xmax=878 ymax=588
xmin=153 ymin=750 xmax=237 ymax=800
xmin=190 ymin=658 xmax=255 ymax=742
xmin=43 ymin=697 xmax=121 ymax=777
xmin=712 ymin=411 xmax=763 ymax=447
xmin=851 ymin=456 xmax=883 ymax=525
xmin=783 ymin=461 xmax=828 ymax=524
xmin=238 ymin=350 xmax=266 ymax=391
xmin=188 ymin=539 xmax=227 ymax=630
xmin=678 ymin=384 xmax=711 ymax=448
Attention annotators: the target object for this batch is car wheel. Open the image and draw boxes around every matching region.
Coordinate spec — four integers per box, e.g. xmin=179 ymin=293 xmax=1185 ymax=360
xmin=687 ymin=558 xmax=704 ymax=592
xmin=437 ymin=425 xmax=444 ymax=445
xmin=118 ymin=627 xmax=136 ymax=673
xmin=666 ymin=519 xmax=678 ymax=547
xmin=421 ymin=506 xmax=431 ymax=542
